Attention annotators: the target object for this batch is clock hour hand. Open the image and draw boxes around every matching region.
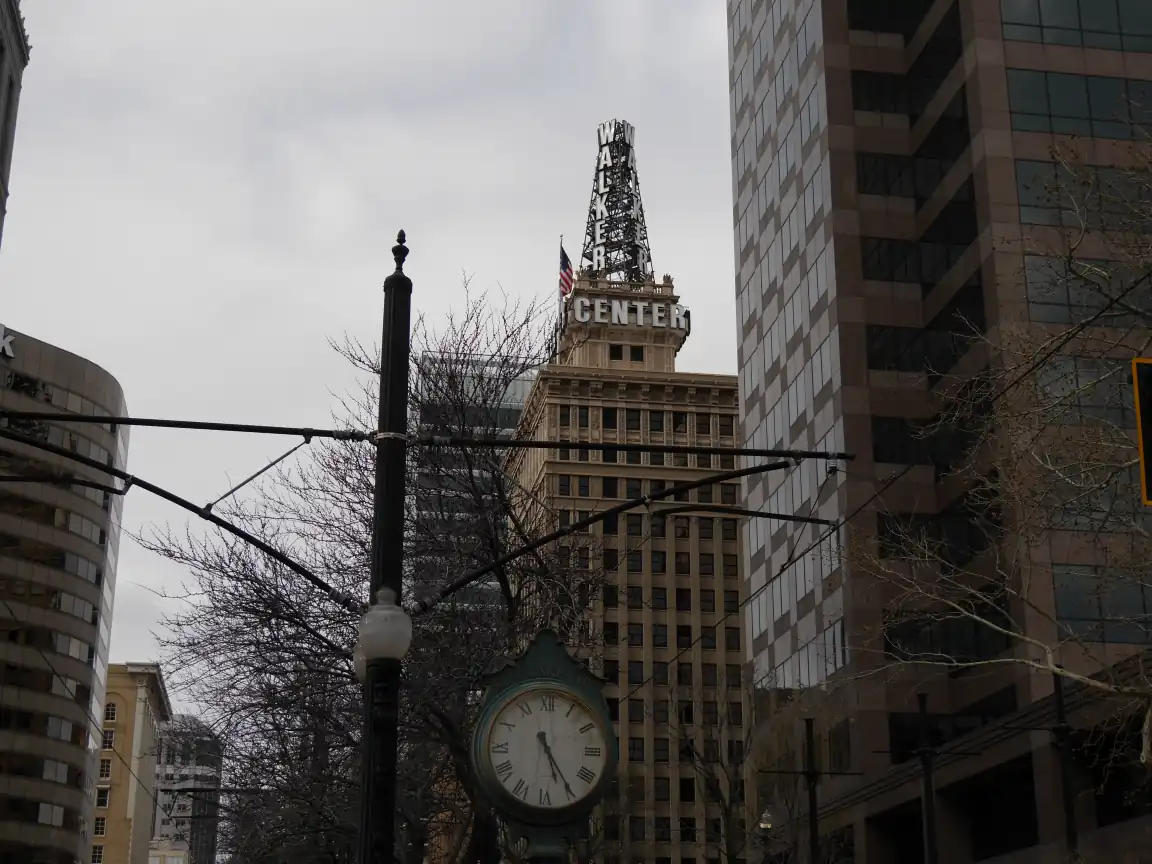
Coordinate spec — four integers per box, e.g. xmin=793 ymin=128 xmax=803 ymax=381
xmin=536 ymin=731 xmax=576 ymax=799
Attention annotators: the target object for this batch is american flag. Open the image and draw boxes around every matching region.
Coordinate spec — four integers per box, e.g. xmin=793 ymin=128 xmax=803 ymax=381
xmin=559 ymin=245 xmax=575 ymax=297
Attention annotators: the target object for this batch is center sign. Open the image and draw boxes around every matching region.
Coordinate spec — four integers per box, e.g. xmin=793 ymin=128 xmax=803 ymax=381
xmin=571 ymin=296 xmax=689 ymax=331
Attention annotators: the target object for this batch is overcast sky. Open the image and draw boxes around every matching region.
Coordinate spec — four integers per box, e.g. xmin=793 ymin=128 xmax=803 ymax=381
xmin=0 ymin=2 xmax=736 ymax=672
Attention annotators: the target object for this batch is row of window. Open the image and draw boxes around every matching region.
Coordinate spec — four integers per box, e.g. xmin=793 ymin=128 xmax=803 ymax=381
xmin=1016 ymin=160 xmax=1151 ymax=231
xmin=1025 ymin=255 xmax=1152 ymax=328
xmin=610 ymin=696 xmax=743 ymax=726
xmin=559 ymin=406 xmax=735 ymax=436
xmin=0 ymin=369 xmax=117 ymax=430
xmin=1001 ymin=0 xmax=1152 ymax=53
xmin=604 ymin=660 xmax=742 ymax=689
xmin=556 ymin=447 xmax=738 ymax=469
xmin=0 ymin=531 xmax=105 ymax=587
xmin=865 ymin=283 xmax=986 ymax=378
xmin=0 ymin=753 xmax=85 ymax=789
xmin=600 ymin=547 xmax=740 ymax=579
xmin=1039 ymin=356 xmax=1136 ymax=428
xmin=0 ymin=450 xmax=111 ymax=511
xmin=558 ymin=476 xmax=741 ymax=505
xmin=604 ymin=585 xmax=739 ymax=613
xmin=1007 ymin=69 xmax=1152 ymax=140
xmin=0 ymin=417 xmax=116 ymax=472
xmin=847 ymin=0 xmax=937 ymax=39
xmin=608 ymin=810 xmax=742 ymax=847
xmin=1054 ymin=564 xmax=1152 ymax=643
xmin=0 ymin=576 xmax=101 ymax=629
xmin=0 ymin=795 xmax=83 ymax=832
xmin=763 ymin=620 xmax=848 ymax=690
xmin=604 ymin=622 xmax=742 ymax=651
xmin=607 ymin=344 xmax=645 ymax=362
xmin=615 ymin=735 xmax=745 ymax=767
xmin=563 ymin=510 xmax=740 ymax=541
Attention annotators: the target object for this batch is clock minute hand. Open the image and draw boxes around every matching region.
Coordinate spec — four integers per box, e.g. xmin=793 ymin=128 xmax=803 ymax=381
xmin=536 ymin=731 xmax=576 ymax=798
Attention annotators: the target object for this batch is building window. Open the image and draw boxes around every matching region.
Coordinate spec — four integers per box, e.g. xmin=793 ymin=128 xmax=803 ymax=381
xmin=672 ymin=412 xmax=688 ymax=433
xmin=626 ymin=513 xmax=643 ymax=536
xmin=91 ymin=848 xmax=104 ymax=864
xmin=723 ymin=554 xmax=739 ymax=578
xmin=700 ymin=554 xmax=715 ymax=576
xmin=699 ymin=517 xmax=714 ymax=540
xmin=726 ymin=664 xmax=742 ymax=688
xmin=729 ymin=701 xmax=744 ymax=726
xmin=676 ymin=588 xmax=692 ymax=611
xmin=559 ymin=405 xmax=570 ymax=426
xmin=96 ymin=788 xmax=109 ymax=808
xmin=628 ymin=698 xmax=645 ymax=722
xmin=702 ymin=664 xmax=718 ymax=687
xmin=703 ymin=701 xmax=719 ymax=725
xmin=652 ymin=513 xmax=666 ymax=537
xmin=101 ymin=730 xmax=114 ymax=750
xmin=654 ymin=738 xmax=670 ymax=763
xmin=655 ymin=816 xmax=672 ymax=840
xmin=603 ymin=512 xmax=618 ymax=534
xmin=628 ymin=623 xmax=644 ymax=647
xmin=677 ymin=625 xmax=693 ymax=649
xmin=558 ymin=475 xmax=571 ymax=495
xmin=654 ymin=661 xmax=669 ymax=684
xmin=1054 ymin=564 xmax=1152 ymax=642
xmin=628 ymin=661 xmax=644 ymax=685
xmin=604 ymin=660 xmax=619 ymax=680
xmin=578 ymin=476 xmax=590 ymax=497
xmin=654 ymin=624 xmax=668 ymax=648
xmin=701 ymin=589 xmax=716 ymax=613
xmin=1007 ymin=68 xmax=1152 ymax=139
xmin=722 ymin=518 xmax=738 ymax=541
xmin=720 ymin=484 xmax=739 ymax=505
xmin=650 ymin=411 xmax=665 ymax=433
xmin=603 ymin=406 xmax=618 ymax=428
xmin=719 ymin=415 xmax=735 ymax=436
xmin=701 ymin=626 xmax=717 ymax=649
xmin=680 ymin=780 xmax=696 ymax=803
xmin=652 ymin=550 xmax=667 ymax=573
xmin=578 ymin=406 xmax=589 ymax=428
xmin=626 ymin=550 xmax=643 ymax=573
xmin=98 ymin=759 xmax=111 ymax=780
xmin=630 ymin=345 xmax=645 ymax=362
xmin=675 ymin=552 xmax=691 ymax=575
xmin=577 ymin=547 xmax=590 ymax=570
xmin=1001 ymin=0 xmax=1152 ymax=53
xmin=604 ymin=622 xmax=619 ymax=645
xmin=603 ymin=551 xmax=618 ymax=575
xmin=652 ymin=587 xmax=667 ymax=609
xmin=625 ymin=585 xmax=642 ymax=609
xmin=678 ymin=700 xmax=694 ymax=724
xmin=608 ymin=344 xmax=624 ymax=360
xmin=103 ymin=703 xmax=116 ymax=723
xmin=724 ymin=590 xmax=739 ymax=613
xmin=655 ymin=776 xmax=670 ymax=801
xmin=626 ymin=409 xmax=641 ymax=431
xmin=674 ymin=515 xmax=690 ymax=535
xmin=725 ymin=627 xmax=741 ymax=651
xmin=625 ymin=448 xmax=641 ymax=464
xmin=93 ymin=817 xmax=106 ymax=837
xmin=677 ymin=663 xmax=693 ymax=686
xmin=654 ymin=700 xmax=670 ymax=724
xmin=628 ymin=737 xmax=645 ymax=761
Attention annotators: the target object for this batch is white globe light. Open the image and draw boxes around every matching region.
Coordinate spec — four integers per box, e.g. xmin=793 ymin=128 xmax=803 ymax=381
xmin=357 ymin=588 xmax=413 ymax=661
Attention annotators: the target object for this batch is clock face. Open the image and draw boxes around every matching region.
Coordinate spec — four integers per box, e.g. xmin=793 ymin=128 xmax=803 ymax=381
xmin=481 ymin=687 xmax=609 ymax=810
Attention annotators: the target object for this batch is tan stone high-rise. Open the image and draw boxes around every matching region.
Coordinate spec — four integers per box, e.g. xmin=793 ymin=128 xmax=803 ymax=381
xmin=508 ymin=275 xmax=754 ymax=864
xmin=93 ymin=663 xmax=171 ymax=864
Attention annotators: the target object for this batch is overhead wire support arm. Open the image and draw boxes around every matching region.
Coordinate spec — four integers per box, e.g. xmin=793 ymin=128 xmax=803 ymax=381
xmin=416 ymin=435 xmax=853 ymax=462
xmin=0 ymin=411 xmax=370 ymax=442
xmin=0 ymin=426 xmax=362 ymax=614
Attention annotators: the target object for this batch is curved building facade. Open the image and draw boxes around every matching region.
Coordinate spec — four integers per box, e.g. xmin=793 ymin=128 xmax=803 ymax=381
xmin=0 ymin=323 xmax=128 ymax=864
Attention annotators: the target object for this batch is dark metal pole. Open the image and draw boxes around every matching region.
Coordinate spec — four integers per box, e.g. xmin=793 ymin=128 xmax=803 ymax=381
xmin=804 ymin=718 xmax=819 ymax=864
xmin=1053 ymin=670 xmax=1079 ymax=859
xmin=359 ymin=231 xmax=413 ymax=864
xmin=918 ymin=693 xmax=939 ymax=864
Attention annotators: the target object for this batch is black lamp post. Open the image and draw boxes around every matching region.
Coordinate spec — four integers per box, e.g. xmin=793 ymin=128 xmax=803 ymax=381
xmin=356 ymin=231 xmax=414 ymax=864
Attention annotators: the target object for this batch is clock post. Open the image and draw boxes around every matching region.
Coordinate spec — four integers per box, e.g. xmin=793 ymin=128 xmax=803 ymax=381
xmin=470 ymin=630 xmax=617 ymax=863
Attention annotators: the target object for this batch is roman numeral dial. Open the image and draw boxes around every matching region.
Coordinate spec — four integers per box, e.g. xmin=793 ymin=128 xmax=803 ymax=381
xmin=484 ymin=688 xmax=610 ymax=811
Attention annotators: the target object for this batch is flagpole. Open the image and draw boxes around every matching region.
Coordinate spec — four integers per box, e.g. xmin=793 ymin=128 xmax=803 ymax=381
xmin=558 ymin=234 xmax=564 ymax=337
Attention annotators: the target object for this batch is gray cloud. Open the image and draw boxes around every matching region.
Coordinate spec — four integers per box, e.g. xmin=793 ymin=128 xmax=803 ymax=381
xmin=1 ymin=1 xmax=735 ymax=667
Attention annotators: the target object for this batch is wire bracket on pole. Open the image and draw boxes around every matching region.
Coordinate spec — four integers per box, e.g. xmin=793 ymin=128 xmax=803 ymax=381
xmin=202 ymin=439 xmax=311 ymax=514
xmin=374 ymin=432 xmax=408 ymax=442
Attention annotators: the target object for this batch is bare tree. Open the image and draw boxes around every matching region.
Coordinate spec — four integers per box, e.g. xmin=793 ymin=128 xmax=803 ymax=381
xmin=853 ymin=135 xmax=1152 ymax=781
xmin=142 ymin=285 xmax=607 ymax=863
